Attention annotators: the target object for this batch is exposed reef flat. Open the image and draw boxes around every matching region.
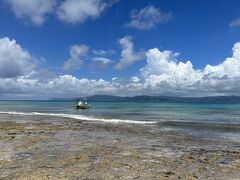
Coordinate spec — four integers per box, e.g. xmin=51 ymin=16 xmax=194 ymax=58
xmin=0 ymin=116 xmax=239 ymax=179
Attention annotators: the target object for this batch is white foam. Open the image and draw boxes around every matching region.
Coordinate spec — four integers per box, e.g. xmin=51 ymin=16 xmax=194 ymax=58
xmin=0 ymin=111 xmax=157 ymax=124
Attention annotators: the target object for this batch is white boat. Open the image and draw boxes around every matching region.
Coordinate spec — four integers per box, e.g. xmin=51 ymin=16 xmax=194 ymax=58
xmin=75 ymin=100 xmax=91 ymax=109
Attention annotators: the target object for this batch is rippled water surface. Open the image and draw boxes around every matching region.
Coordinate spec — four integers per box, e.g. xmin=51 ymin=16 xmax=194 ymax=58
xmin=0 ymin=100 xmax=240 ymax=142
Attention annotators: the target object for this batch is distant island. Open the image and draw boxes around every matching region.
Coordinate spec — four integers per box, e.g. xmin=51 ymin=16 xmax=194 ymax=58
xmin=51 ymin=95 xmax=240 ymax=104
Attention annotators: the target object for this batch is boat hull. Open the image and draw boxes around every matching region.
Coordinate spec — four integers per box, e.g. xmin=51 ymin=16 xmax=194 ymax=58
xmin=75 ymin=105 xmax=91 ymax=109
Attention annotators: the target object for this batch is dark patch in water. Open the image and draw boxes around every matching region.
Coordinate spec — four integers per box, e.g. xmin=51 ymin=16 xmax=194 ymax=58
xmin=158 ymin=121 xmax=240 ymax=132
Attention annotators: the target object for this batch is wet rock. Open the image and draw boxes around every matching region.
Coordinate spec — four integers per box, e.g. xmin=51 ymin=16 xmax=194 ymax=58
xmin=163 ymin=170 xmax=175 ymax=177
xmin=14 ymin=152 xmax=33 ymax=161
xmin=219 ymin=159 xmax=228 ymax=165
xmin=188 ymin=156 xmax=194 ymax=160
xmin=193 ymin=174 xmax=198 ymax=179
xmin=0 ymin=120 xmax=239 ymax=179
xmin=8 ymin=132 xmax=17 ymax=135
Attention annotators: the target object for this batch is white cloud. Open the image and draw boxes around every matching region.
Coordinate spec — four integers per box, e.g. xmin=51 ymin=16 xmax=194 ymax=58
xmin=92 ymin=50 xmax=108 ymax=56
xmin=0 ymin=37 xmax=34 ymax=78
xmin=141 ymin=48 xmax=201 ymax=86
xmin=203 ymin=42 xmax=240 ymax=78
xmin=115 ymin=36 xmax=144 ymax=69
xmin=92 ymin=57 xmax=112 ymax=64
xmin=92 ymin=49 xmax=116 ymax=56
xmin=140 ymin=42 xmax=240 ymax=96
xmin=0 ymin=74 xmax=119 ymax=99
xmin=63 ymin=45 xmax=89 ymax=71
xmin=5 ymin=0 xmax=56 ymax=25
xmin=1 ymin=36 xmax=240 ymax=99
xmin=229 ymin=17 xmax=240 ymax=28
xmin=130 ymin=76 xmax=140 ymax=83
xmin=126 ymin=5 xmax=172 ymax=30
xmin=47 ymin=75 xmax=117 ymax=96
xmin=141 ymin=48 xmax=202 ymax=95
xmin=57 ymin=0 xmax=113 ymax=24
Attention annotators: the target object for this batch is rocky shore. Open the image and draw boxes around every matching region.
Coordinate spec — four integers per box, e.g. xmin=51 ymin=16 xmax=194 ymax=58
xmin=0 ymin=116 xmax=239 ymax=179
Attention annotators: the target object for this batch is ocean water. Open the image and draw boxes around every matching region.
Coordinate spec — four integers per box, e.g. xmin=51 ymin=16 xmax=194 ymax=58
xmin=0 ymin=100 xmax=240 ymax=142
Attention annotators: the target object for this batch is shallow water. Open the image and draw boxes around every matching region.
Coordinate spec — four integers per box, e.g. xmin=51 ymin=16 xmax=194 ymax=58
xmin=0 ymin=100 xmax=240 ymax=142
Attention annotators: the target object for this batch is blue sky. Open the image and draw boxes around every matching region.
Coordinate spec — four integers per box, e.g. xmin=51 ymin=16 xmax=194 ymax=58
xmin=0 ymin=0 xmax=240 ymax=99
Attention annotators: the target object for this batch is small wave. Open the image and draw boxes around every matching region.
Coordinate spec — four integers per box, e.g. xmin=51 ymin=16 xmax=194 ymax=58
xmin=0 ymin=111 xmax=157 ymax=124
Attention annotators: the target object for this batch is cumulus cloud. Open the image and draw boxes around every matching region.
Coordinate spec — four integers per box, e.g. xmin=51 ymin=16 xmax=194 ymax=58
xmin=126 ymin=5 xmax=172 ymax=30
xmin=141 ymin=49 xmax=200 ymax=86
xmin=63 ymin=45 xmax=89 ymax=71
xmin=130 ymin=76 xmax=141 ymax=83
xmin=4 ymin=0 xmax=56 ymax=25
xmin=141 ymin=42 xmax=240 ymax=96
xmin=2 ymin=0 xmax=116 ymax=26
xmin=229 ymin=17 xmax=240 ymax=28
xmin=0 ymin=37 xmax=34 ymax=78
xmin=115 ymin=36 xmax=144 ymax=69
xmin=140 ymin=48 xmax=202 ymax=95
xmin=0 ymin=74 xmax=119 ymax=99
xmin=57 ymin=0 xmax=114 ymax=24
xmin=1 ymin=36 xmax=240 ymax=99
xmin=47 ymin=75 xmax=117 ymax=96
xmin=203 ymin=42 xmax=240 ymax=78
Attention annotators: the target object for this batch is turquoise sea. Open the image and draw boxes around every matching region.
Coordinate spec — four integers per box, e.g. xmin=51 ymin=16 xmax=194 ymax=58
xmin=0 ymin=100 xmax=240 ymax=142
